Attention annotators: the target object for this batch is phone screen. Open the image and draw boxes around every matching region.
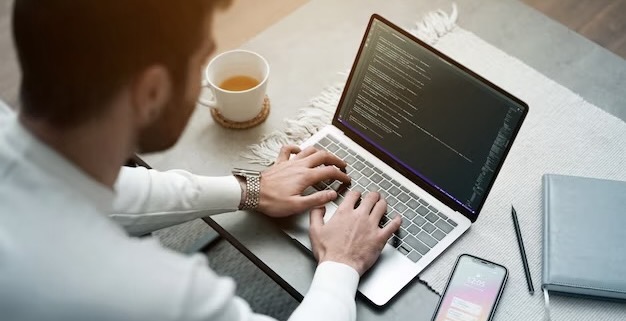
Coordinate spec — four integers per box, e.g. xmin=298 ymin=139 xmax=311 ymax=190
xmin=433 ymin=255 xmax=507 ymax=321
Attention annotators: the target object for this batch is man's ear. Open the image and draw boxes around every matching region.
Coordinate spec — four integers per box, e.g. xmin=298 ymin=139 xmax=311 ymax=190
xmin=131 ymin=65 xmax=172 ymax=127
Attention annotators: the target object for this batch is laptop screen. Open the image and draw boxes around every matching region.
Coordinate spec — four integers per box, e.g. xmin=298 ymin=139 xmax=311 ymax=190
xmin=333 ymin=16 xmax=527 ymax=218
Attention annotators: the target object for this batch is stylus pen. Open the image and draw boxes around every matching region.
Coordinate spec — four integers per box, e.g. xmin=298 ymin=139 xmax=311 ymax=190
xmin=511 ymin=205 xmax=534 ymax=295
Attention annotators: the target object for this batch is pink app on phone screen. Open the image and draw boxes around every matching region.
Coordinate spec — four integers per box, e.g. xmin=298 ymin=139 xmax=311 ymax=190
xmin=433 ymin=254 xmax=508 ymax=321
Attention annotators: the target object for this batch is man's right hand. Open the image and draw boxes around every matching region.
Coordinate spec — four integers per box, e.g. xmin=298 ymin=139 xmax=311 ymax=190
xmin=309 ymin=191 xmax=402 ymax=276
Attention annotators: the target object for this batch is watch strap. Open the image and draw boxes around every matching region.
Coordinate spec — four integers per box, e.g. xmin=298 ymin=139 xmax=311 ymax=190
xmin=232 ymin=168 xmax=261 ymax=210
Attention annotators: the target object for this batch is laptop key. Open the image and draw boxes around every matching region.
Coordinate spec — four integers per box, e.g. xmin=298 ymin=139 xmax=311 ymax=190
xmin=436 ymin=211 xmax=447 ymax=220
xmin=327 ymin=136 xmax=339 ymax=144
xmin=379 ymin=180 xmax=392 ymax=190
xmin=395 ymin=203 xmax=407 ymax=213
xmin=378 ymin=216 xmax=389 ymax=227
xmin=407 ymin=199 xmax=420 ymax=209
xmin=357 ymin=177 xmax=370 ymax=187
xmin=401 ymin=218 xmax=411 ymax=228
xmin=398 ymin=193 xmax=410 ymax=203
xmin=425 ymin=212 xmax=439 ymax=223
xmin=373 ymin=167 xmax=383 ymax=175
xmin=382 ymin=173 xmax=392 ymax=181
xmin=397 ymin=228 xmax=409 ymax=239
xmin=403 ymin=210 xmax=417 ymax=220
xmin=427 ymin=205 xmax=438 ymax=213
xmin=407 ymin=251 xmax=422 ymax=263
xmin=318 ymin=137 xmax=331 ymax=147
xmin=416 ymin=206 xmax=429 ymax=216
xmin=371 ymin=173 xmax=383 ymax=183
xmin=400 ymin=186 xmax=410 ymax=194
xmin=344 ymin=155 xmax=356 ymax=164
xmin=418 ymin=199 xmax=429 ymax=206
xmin=327 ymin=144 xmax=339 ymax=152
xmin=388 ymin=186 xmax=401 ymax=196
xmin=417 ymin=231 xmax=438 ymax=248
xmin=432 ymin=229 xmax=446 ymax=241
xmin=366 ymin=184 xmax=378 ymax=192
xmin=448 ymin=219 xmax=458 ymax=227
xmin=335 ymin=149 xmax=348 ymax=159
xmin=313 ymin=182 xmax=327 ymax=191
xmin=350 ymin=170 xmax=362 ymax=180
xmin=412 ymin=215 xmax=427 ymax=226
xmin=407 ymin=223 xmax=420 ymax=235
xmin=398 ymin=244 xmax=411 ymax=256
xmin=404 ymin=235 xmax=430 ymax=255
xmin=353 ymin=161 xmax=365 ymax=170
xmin=422 ymin=222 xmax=436 ymax=233
xmin=388 ymin=236 xmax=402 ymax=248
xmin=386 ymin=197 xmax=398 ymax=206
xmin=329 ymin=181 xmax=343 ymax=192
xmin=362 ymin=167 xmax=374 ymax=177
xmin=435 ymin=219 xmax=454 ymax=233
xmin=336 ymin=142 xmax=349 ymax=151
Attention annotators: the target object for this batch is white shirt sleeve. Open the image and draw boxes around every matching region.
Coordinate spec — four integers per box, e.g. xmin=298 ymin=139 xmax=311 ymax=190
xmin=288 ymin=262 xmax=359 ymax=321
xmin=111 ymin=166 xmax=242 ymax=236
xmin=182 ymin=258 xmax=358 ymax=321
xmin=111 ymin=166 xmax=360 ymax=321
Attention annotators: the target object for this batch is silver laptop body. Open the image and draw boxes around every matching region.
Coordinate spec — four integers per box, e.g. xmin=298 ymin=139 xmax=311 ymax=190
xmin=279 ymin=14 xmax=528 ymax=306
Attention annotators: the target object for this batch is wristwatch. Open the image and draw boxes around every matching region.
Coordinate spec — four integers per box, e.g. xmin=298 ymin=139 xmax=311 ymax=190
xmin=232 ymin=168 xmax=262 ymax=210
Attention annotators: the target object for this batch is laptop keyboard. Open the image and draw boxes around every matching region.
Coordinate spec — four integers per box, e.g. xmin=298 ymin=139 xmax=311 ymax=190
xmin=313 ymin=135 xmax=458 ymax=263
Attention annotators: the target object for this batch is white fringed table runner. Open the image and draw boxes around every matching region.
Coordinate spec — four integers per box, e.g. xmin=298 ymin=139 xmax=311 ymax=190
xmin=243 ymin=7 xmax=626 ymax=321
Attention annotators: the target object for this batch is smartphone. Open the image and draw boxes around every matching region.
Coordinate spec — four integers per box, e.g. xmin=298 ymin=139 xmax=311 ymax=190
xmin=431 ymin=254 xmax=508 ymax=321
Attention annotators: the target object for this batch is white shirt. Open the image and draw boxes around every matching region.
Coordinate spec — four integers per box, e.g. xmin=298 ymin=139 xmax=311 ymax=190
xmin=0 ymin=110 xmax=359 ymax=321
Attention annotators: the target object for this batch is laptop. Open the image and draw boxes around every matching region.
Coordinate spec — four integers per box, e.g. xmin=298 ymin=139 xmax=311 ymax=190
xmin=279 ymin=14 xmax=528 ymax=306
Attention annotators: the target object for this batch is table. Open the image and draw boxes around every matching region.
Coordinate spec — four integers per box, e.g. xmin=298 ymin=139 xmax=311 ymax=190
xmin=142 ymin=0 xmax=626 ymax=319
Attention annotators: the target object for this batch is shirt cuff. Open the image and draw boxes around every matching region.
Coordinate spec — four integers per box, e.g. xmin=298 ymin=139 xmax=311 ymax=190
xmin=195 ymin=175 xmax=241 ymax=211
xmin=309 ymin=261 xmax=360 ymax=300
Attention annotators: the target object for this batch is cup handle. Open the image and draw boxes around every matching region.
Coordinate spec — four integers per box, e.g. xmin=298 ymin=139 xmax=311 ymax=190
xmin=198 ymin=79 xmax=217 ymax=108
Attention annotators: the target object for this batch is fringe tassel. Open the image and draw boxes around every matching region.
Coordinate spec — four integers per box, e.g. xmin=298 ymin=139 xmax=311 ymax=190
xmin=241 ymin=4 xmax=458 ymax=165
xmin=409 ymin=3 xmax=458 ymax=45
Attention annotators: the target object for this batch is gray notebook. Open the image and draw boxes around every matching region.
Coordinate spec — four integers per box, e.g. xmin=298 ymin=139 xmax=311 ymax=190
xmin=542 ymin=174 xmax=626 ymax=301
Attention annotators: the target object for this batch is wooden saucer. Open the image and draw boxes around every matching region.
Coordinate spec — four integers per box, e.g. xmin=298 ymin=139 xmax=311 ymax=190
xmin=210 ymin=95 xmax=270 ymax=129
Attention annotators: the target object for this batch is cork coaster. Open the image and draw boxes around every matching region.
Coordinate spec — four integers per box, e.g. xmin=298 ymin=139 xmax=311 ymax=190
xmin=210 ymin=95 xmax=270 ymax=129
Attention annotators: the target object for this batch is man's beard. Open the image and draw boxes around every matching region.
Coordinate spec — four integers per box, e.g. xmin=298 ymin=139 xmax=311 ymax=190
xmin=135 ymin=93 xmax=196 ymax=154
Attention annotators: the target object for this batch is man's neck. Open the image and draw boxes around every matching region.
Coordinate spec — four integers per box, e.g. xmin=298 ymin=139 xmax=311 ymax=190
xmin=19 ymin=113 xmax=134 ymax=189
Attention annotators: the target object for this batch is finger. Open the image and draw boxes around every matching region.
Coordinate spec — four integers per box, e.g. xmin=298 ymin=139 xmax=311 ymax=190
xmin=293 ymin=146 xmax=318 ymax=160
xmin=356 ymin=192 xmax=381 ymax=214
xmin=276 ymin=145 xmax=301 ymax=163
xmin=381 ymin=215 xmax=402 ymax=239
xmin=338 ymin=191 xmax=361 ymax=211
xmin=309 ymin=206 xmax=326 ymax=230
xmin=368 ymin=198 xmax=388 ymax=223
xmin=298 ymin=190 xmax=337 ymax=210
xmin=303 ymin=150 xmax=347 ymax=170
xmin=308 ymin=166 xmax=351 ymax=185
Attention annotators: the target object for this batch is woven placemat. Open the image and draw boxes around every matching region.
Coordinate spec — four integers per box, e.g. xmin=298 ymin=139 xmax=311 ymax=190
xmin=211 ymin=95 xmax=270 ymax=129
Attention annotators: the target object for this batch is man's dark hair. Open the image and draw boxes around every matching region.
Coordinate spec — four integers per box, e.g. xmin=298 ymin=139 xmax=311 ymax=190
xmin=13 ymin=0 xmax=225 ymax=127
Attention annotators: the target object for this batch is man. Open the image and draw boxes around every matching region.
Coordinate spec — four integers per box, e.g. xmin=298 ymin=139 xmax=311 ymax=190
xmin=0 ymin=1 xmax=402 ymax=320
